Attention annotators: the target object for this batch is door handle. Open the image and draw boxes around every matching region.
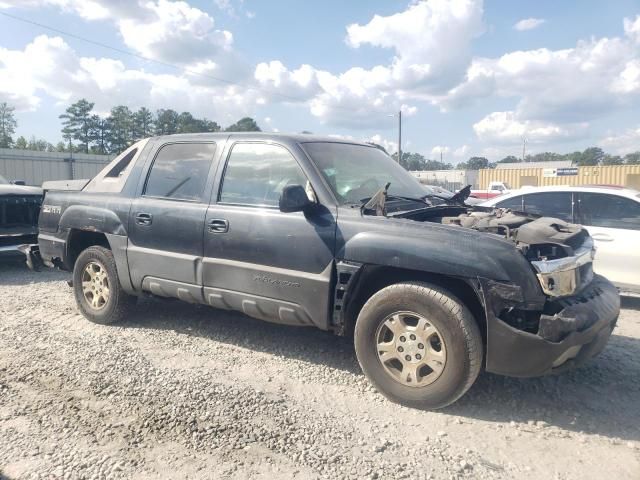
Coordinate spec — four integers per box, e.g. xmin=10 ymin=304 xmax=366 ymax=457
xmin=135 ymin=213 xmax=153 ymax=226
xmin=208 ymin=219 xmax=229 ymax=233
xmin=591 ymin=233 xmax=613 ymax=242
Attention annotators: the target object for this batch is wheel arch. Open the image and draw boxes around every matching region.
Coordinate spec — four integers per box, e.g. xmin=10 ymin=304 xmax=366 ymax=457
xmin=65 ymin=229 xmax=135 ymax=295
xmin=341 ymin=265 xmax=487 ymax=344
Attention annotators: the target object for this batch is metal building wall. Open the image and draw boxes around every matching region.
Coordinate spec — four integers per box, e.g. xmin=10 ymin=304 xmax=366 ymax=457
xmin=479 ymin=165 xmax=640 ymax=190
xmin=0 ymin=148 xmax=114 ymax=186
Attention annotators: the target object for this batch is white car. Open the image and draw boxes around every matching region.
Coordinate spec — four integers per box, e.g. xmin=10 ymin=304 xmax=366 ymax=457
xmin=482 ymin=185 xmax=640 ymax=295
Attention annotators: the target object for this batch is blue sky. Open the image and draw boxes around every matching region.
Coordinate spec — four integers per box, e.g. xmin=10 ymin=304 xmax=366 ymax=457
xmin=1 ymin=0 xmax=640 ymax=163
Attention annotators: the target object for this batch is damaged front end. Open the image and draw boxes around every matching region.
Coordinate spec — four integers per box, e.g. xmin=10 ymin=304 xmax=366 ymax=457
xmin=387 ymin=203 xmax=620 ymax=376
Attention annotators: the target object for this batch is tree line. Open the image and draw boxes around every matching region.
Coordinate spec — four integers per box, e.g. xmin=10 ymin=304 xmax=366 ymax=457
xmin=388 ymin=147 xmax=640 ymax=171
xmin=0 ymin=100 xmax=261 ymax=154
xmin=1 ymin=100 xmax=639 ymax=166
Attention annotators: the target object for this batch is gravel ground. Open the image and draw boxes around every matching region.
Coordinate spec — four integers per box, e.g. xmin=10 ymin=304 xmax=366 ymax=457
xmin=1 ymin=258 xmax=639 ymax=480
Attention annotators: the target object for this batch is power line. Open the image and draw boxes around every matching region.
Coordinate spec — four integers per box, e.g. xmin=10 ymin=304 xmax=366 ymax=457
xmin=0 ymin=10 xmax=346 ymax=109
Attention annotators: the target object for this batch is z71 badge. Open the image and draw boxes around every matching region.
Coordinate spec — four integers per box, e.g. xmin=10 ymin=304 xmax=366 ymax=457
xmin=41 ymin=205 xmax=62 ymax=214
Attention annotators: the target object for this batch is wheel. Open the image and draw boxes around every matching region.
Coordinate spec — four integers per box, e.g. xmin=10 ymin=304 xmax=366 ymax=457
xmin=73 ymin=246 xmax=135 ymax=325
xmin=354 ymin=282 xmax=483 ymax=409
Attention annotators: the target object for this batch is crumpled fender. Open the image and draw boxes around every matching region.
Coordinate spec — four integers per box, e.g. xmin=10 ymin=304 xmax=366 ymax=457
xmin=58 ymin=205 xmax=127 ymax=236
xmin=340 ymin=227 xmax=542 ymax=303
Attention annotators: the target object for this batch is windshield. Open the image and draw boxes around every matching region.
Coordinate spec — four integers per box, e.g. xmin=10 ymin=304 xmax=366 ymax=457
xmin=302 ymin=142 xmax=428 ymax=204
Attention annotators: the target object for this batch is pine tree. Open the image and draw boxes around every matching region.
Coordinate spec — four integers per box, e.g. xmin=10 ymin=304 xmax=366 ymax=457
xmin=0 ymin=102 xmax=17 ymax=148
xmin=59 ymin=99 xmax=95 ymax=153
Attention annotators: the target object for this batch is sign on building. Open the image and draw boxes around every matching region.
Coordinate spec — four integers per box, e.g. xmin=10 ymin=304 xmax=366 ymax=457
xmin=543 ymin=167 xmax=579 ymax=178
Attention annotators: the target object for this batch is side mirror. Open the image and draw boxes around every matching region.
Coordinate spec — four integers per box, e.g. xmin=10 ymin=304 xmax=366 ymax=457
xmin=12 ymin=180 xmax=26 ymax=186
xmin=279 ymin=184 xmax=315 ymax=213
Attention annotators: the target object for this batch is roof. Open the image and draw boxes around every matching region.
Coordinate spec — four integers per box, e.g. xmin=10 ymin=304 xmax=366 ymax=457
xmin=494 ymin=160 xmax=573 ymax=170
xmin=481 ymin=184 xmax=640 ymax=205
xmin=149 ymin=132 xmax=373 ymax=147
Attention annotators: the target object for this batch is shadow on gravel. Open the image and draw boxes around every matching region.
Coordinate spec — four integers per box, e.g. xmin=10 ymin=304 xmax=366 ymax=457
xmin=117 ymin=296 xmax=640 ymax=443
xmin=445 ymin=331 xmax=640 ymax=443
xmin=119 ymin=297 xmax=362 ymax=375
xmin=0 ymin=258 xmax=68 ymax=286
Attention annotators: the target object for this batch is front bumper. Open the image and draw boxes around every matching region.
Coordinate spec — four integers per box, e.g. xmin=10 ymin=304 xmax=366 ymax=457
xmin=485 ymin=274 xmax=619 ymax=377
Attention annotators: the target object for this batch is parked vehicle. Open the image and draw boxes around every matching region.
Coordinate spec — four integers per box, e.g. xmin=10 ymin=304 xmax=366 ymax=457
xmin=470 ymin=181 xmax=511 ymax=200
xmin=26 ymin=134 xmax=620 ymax=408
xmin=0 ymin=173 xmax=42 ymax=258
xmin=482 ymin=185 xmax=640 ymax=295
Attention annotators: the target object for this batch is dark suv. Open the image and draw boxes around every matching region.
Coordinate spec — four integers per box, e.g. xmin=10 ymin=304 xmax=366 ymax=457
xmin=30 ymin=133 xmax=620 ymax=408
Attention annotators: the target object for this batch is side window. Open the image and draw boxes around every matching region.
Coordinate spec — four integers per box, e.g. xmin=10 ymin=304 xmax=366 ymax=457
xmin=219 ymin=143 xmax=307 ymax=207
xmin=523 ymin=192 xmax=573 ymax=221
xmin=578 ymin=193 xmax=640 ymax=230
xmin=144 ymin=143 xmax=216 ymax=201
xmin=495 ymin=195 xmax=524 ymax=211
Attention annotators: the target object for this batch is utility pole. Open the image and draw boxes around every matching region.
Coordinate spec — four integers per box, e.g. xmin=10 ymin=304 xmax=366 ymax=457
xmin=522 ymin=136 xmax=527 ymax=162
xmin=397 ymin=110 xmax=402 ymax=164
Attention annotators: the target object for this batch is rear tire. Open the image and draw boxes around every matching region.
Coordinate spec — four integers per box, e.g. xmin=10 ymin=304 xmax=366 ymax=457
xmin=73 ymin=246 xmax=135 ymax=325
xmin=354 ymin=282 xmax=482 ymax=409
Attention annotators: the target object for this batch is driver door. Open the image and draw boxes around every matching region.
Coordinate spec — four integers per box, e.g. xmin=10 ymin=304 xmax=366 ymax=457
xmin=202 ymin=141 xmax=336 ymax=329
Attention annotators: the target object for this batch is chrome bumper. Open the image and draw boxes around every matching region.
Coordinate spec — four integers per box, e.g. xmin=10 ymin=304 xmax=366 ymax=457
xmin=531 ymin=237 xmax=595 ymax=297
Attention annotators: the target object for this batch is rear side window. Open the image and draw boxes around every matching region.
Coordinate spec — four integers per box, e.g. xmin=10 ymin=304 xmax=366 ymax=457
xmin=578 ymin=193 xmax=640 ymax=230
xmin=145 ymin=143 xmax=216 ymax=201
xmin=219 ymin=143 xmax=306 ymax=207
xmin=522 ymin=192 xmax=573 ymax=221
xmin=495 ymin=195 xmax=524 ymax=211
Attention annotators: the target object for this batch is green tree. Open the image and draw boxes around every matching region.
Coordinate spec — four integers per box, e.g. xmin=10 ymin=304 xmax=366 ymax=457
xmin=155 ymin=109 xmax=179 ymax=135
xmin=602 ymin=154 xmax=624 ymax=165
xmin=624 ymin=152 xmax=640 ymax=165
xmin=59 ymin=99 xmax=95 ymax=153
xmin=177 ymin=112 xmax=199 ymax=133
xmin=133 ymin=107 xmax=154 ymax=140
xmin=26 ymin=136 xmax=52 ymax=151
xmin=106 ymin=106 xmax=133 ymax=154
xmin=0 ymin=102 xmax=17 ymax=148
xmin=497 ymin=155 xmax=520 ymax=164
xmin=574 ymin=147 xmax=605 ymax=166
xmin=459 ymin=156 xmax=489 ymax=170
xmin=225 ymin=117 xmax=261 ymax=132
xmin=14 ymin=136 xmax=27 ymax=149
xmin=89 ymin=115 xmax=111 ymax=154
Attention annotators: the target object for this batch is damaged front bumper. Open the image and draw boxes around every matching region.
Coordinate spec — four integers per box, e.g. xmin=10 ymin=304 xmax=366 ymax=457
xmin=16 ymin=243 xmax=43 ymax=271
xmin=483 ymin=274 xmax=619 ymax=377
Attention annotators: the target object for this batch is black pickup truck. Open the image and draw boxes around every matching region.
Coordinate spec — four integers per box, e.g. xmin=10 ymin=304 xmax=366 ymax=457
xmin=30 ymin=133 xmax=620 ymax=408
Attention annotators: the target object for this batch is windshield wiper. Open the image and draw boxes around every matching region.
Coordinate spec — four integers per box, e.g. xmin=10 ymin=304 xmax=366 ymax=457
xmin=361 ymin=182 xmax=391 ymax=216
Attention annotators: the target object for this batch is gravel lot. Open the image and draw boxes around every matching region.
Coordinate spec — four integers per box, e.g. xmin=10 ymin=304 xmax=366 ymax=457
xmin=1 ymin=259 xmax=639 ymax=480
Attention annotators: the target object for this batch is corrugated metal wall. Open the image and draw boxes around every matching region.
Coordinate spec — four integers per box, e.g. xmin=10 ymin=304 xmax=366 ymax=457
xmin=0 ymin=149 xmax=114 ymax=186
xmin=479 ymin=165 xmax=640 ymax=190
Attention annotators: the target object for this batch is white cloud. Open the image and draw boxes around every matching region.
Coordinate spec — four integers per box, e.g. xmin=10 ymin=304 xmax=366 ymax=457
xmin=1 ymin=0 xmax=241 ymax=67
xmin=442 ymin=15 xmax=640 ymax=125
xmin=513 ymin=18 xmax=545 ymax=31
xmin=345 ymin=0 xmax=483 ymax=93
xmin=599 ymin=126 xmax=640 ymax=154
xmin=624 ymin=15 xmax=640 ymax=44
xmin=473 ymin=111 xmax=589 ymax=144
xmin=253 ymin=0 xmax=481 ymax=127
xmin=430 ymin=144 xmax=469 ymax=159
xmin=0 ymin=35 xmax=260 ymax=122
xmin=369 ymin=134 xmax=397 ymax=154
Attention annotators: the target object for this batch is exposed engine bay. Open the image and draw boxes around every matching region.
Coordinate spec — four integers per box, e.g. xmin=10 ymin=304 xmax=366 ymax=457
xmin=386 ymin=202 xmax=595 ymax=298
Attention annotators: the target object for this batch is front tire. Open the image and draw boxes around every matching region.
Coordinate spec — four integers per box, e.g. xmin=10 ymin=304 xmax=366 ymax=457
xmin=354 ymin=282 xmax=483 ymax=409
xmin=73 ymin=246 xmax=135 ymax=325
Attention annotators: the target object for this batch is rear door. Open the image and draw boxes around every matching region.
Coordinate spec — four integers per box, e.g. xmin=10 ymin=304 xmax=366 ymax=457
xmin=202 ymin=141 xmax=336 ymax=329
xmin=576 ymin=192 xmax=640 ymax=291
xmin=127 ymin=141 xmax=219 ymax=301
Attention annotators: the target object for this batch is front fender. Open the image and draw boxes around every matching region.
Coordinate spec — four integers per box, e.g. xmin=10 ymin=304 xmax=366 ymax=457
xmin=339 ymin=227 xmax=545 ymax=307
